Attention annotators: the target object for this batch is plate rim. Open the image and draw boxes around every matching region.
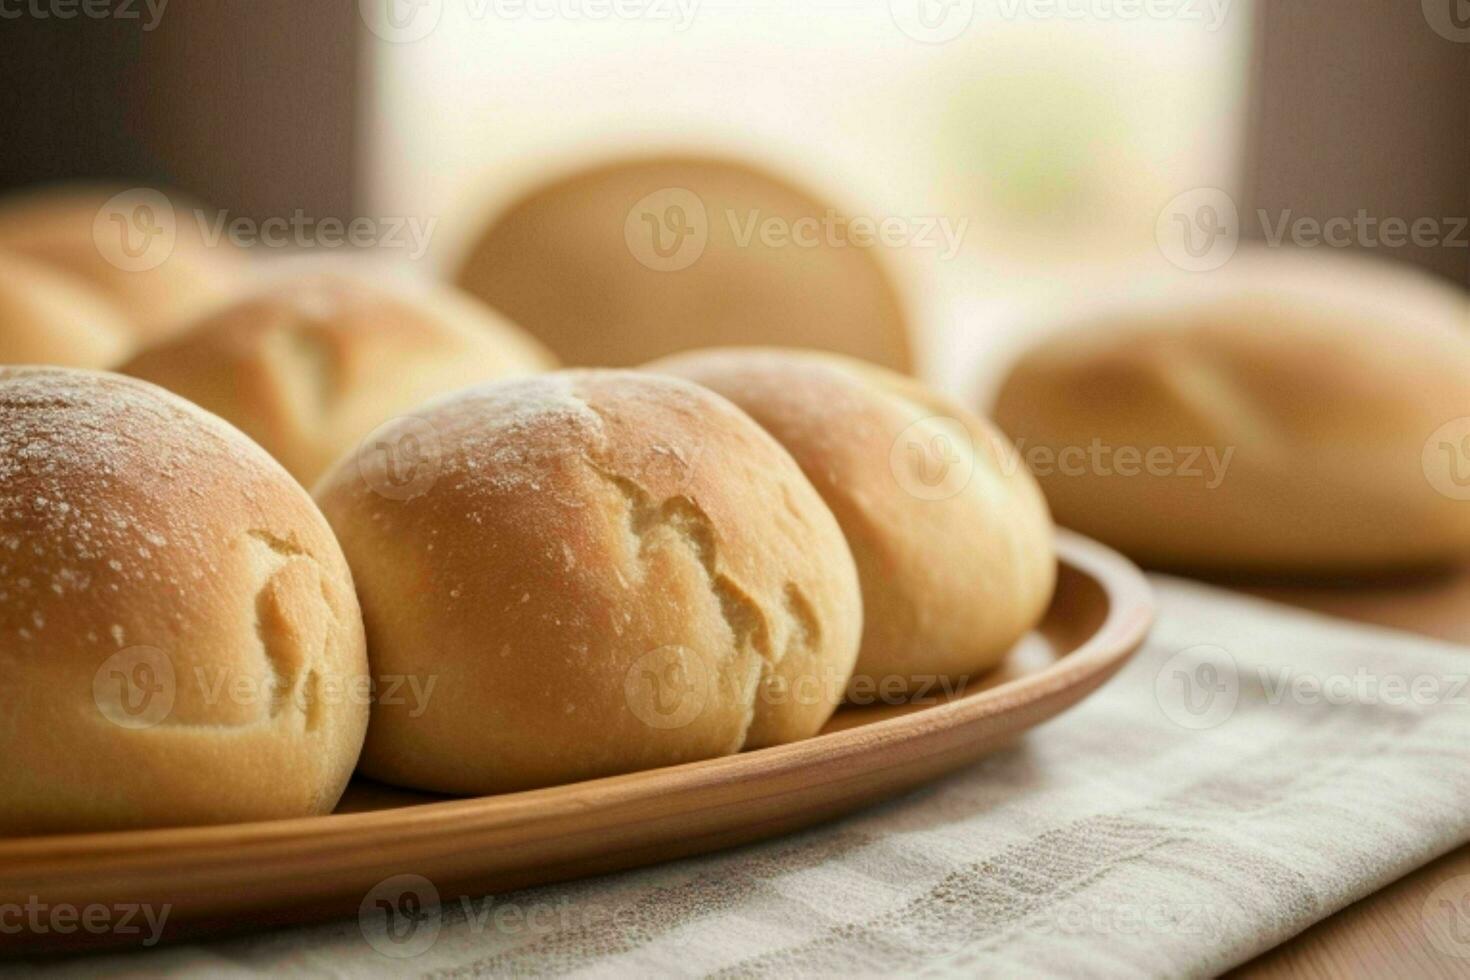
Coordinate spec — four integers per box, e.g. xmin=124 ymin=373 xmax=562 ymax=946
xmin=0 ymin=529 xmax=1154 ymax=875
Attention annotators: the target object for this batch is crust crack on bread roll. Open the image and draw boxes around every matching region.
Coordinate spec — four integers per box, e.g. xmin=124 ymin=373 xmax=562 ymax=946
xmin=581 ymin=457 xmax=835 ymax=748
xmin=651 ymin=348 xmax=1057 ymax=694
xmin=122 ymin=273 xmax=557 ymax=487
xmin=314 ymin=370 xmax=863 ymax=795
xmin=0 ymin=368 xmax=369 ymax=835
xmin=991 ymin=250 xmax=1470 ymax=574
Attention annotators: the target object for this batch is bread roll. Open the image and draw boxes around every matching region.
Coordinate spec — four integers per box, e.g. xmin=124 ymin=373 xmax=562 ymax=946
xmin=314 ymin=370 xmax=863 ymax=795
xmin=0 ymin=184 xmax=241 ymax=343
xmin=992 ymin=249 xmax=1470 ymax=574
xmin=456 ymin=156 xmax=913 ymax=372
xmin=655 ymin=349 xmax=1055 ymax=691
xmin=0 ymin=368 xmax=368 ymax=834
xmin=122 ymin=274 xmax=557 ymax=488
xmin=0 ymin=250 xmax=132 ymax=369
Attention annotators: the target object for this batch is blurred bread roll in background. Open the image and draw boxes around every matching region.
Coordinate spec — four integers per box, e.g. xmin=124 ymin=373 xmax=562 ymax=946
xmin=0 ymin=183 xmax=242 ymax=343
xmin=992 ymin=249 xmax=1470 ymax=574
xmin=456 ymin=156 xmax=914 ymax=372
xmin=315 ymin=371 xmax=863 ymax=795
xmin=121 ymin=273 xmax=557 ymax=487
xmin=655 ymin=349 xmax=1054 ymax=691
xmin=0 ymin=250 xmax=132 ymax=369
xmin=0 ymin=369 xmax=369 ymax=834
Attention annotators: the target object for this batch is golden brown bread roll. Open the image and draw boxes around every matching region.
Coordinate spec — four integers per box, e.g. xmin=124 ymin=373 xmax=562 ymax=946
xmin=0 ymin=250 xmax=132 ymax=369
xmin=0 ymin=184 xmax=242 ymax=343
xmin=0 ymin=368 xmax=369 ymax=834
xmin=992 ymin=250 xmax=1470 ymax=574
xmin=654 ymin=348 xmax=1055 ymax=692
xmin=456 ymin=156 xmax=914 ymax=372
xmin=315 ymin=370 xmax=863 ymax=795
xmin=121 ymin=273 xmax=557 ymax=488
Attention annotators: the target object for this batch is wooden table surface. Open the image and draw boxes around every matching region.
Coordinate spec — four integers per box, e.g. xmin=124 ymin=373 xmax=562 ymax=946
xmin=1224 ymin=565 xmax=1470 ymax=978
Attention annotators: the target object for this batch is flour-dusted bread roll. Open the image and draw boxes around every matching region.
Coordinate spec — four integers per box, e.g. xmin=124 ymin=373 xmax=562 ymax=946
xmin=992 ymin=249 xmax=1470 ymax=574
xmin=0 ymin=184 xmax=241 ymax=343
xmin=0 ymin=369 xmax=369 ymax=834
xmin=456 ymin=156 xmax=914 ymax=372
xmin=655 ymin=349 xmax=1055 ymax=692
xmin=121 ymin=273 xmax=557 ymax=488
xmin=315 ymin=370 xmax=863 ymax=795
xmin=0 ymin=250 xmax=132 ymax=369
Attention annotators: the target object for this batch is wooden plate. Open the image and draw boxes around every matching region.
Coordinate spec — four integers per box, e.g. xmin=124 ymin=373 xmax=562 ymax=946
xmin=2 ymin=530 xmax=1153 ymax=955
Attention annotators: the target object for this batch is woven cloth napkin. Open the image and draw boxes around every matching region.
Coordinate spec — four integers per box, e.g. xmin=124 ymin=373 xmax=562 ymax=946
xmin=15 ymin=577 xmax=1470 ymax=978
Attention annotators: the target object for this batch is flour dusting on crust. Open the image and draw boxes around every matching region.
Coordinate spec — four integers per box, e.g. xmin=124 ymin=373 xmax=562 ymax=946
xmin=0 ymin=368 xmax=295 ymax=649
